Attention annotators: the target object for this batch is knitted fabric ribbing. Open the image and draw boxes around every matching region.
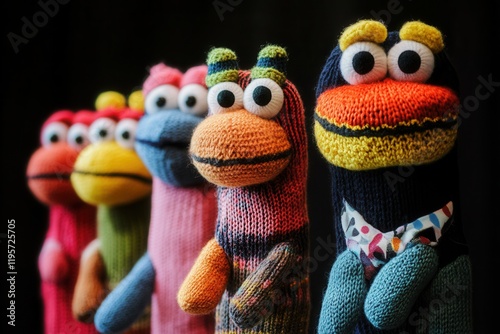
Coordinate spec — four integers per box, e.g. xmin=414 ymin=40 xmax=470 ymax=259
xmin=214 ymin=74 xmax=310 ymax=333
xmin=148 ymin=179 xmax=217 ymax=333
xmin=98 ymin=196 xmax=151 ymax=333
xmin=41 ymin=204 xmax=98 ymax=334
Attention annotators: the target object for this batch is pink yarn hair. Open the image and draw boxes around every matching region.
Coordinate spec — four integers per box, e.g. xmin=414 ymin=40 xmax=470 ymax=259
xmin=180 ymin=65 xmax=208 ymax=88
xmin=142 ymin=63 xmax=183 ymax=96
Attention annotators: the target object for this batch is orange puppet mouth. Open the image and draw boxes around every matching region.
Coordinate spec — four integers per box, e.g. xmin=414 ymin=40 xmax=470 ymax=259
xmin=314 ymin=79 xmax=459 ymax=170
xmin=26 ymin=144 xmax=81 ymax=206
xmin=190 ymin=109 xmax=292 ymax=187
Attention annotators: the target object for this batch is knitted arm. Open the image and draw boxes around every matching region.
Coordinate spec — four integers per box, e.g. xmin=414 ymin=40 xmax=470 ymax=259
xmin=364 ymin=243 xmax=439 ymax=330
xmin=424 ymin=255 xmax=473 ymax=333
xmin=72 ymin=239 xmax=108 ymax=323
xmin=228 ymin=242 xmax=300 ymax=329
xmin=94 ymin=252 xmax=155 ymax=334
xmin=38 ymin=239 xmax=69 ymax=283
xmin=318 ymin=250 xmax=367 ymax=334
xmin=177 ymin=238 xmax=230 ymax=315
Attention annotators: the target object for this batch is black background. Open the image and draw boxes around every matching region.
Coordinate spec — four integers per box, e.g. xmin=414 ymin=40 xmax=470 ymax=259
xmin=3 ymin=0 xmax=498 ymax=333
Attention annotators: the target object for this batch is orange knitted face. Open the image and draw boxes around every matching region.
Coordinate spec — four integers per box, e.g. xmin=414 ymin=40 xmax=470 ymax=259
xmin=26 ymin=143 xmax=81 ymax=206
xmin=190 ymin=109 xmax=291 ymax=187
xmin=314 ymin=78 xmax=459 ymax=170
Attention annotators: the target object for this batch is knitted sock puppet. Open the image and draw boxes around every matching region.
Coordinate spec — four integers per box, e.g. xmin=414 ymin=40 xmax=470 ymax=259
xmin=314 ymin=20 xmax=473 ymax=333
xmin=94 ymin=64 xmax=218 ymax=334
xmin=177 ymin=45 xmax=310 ymax=333
xmin=70 ymin=91 xmax=153 ymax=333
xmin=26 ymin=109 xmax=98 ymax=334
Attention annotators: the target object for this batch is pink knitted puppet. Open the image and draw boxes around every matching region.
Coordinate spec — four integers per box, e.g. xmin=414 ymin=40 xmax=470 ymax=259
xmin=94 ymin=64 xmax=217 ymax=333
xmin=26 ymin=109 xmax=98 ymax=334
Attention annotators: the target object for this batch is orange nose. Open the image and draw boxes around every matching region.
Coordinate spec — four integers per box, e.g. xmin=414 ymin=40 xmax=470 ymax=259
xmin=190 ymin=109 xmax=291 ymax=187
xmin=316 ymin=78 xmax=459 ymax=128
xmin=26 ymin=143 xmax=81 ymax=206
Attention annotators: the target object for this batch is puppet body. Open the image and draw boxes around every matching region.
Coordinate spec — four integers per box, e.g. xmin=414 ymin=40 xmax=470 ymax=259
xmin=95 ymin=65 xmax=218 ymax=334
xmin=314 ymin=20 xmax=473 ymax=333
xmin=178 ymin=46 xmax=310 ymax=333
xmin=26 ymin=110 xmax=98 ymax=334
xmin=71 ymin=93 xmax=152 ymax=333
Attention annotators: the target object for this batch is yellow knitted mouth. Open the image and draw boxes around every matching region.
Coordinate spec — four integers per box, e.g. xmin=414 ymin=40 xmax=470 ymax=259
xmin=313 ymin=121 xmax=457 ymax=171
xmin=189 ymin=110 xmax=291 ymax=187
xmin=71 ymin=142 xmax=152 ymax=206
xmin=313 ymin=80 xmax=459 ymax=170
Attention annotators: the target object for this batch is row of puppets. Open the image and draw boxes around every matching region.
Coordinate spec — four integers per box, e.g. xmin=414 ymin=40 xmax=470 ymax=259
xmin=26 ymin=20 xmax=474 ymax=334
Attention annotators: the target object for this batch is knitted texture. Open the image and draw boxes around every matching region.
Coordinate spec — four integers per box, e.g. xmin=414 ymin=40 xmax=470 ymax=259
xmin=26 ymin=110 xmax=98 ymax=334
xmin=71 ymin=93 xmax=152 ymax=333
xmin=314 ymin=20 xmax=472 ymax=333
xmin=179 ymin=45 xmax=310 ymax=333
xmin=94 ymin=64 xmax=217 ymax=334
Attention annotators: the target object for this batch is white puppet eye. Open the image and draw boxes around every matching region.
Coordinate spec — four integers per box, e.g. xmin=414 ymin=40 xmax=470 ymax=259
xmin=178 ymin=84 xmax=209 ymax=116
xmin=207 ymin=82 xmax=244 ymax=115
xmin=115 ymin=119 xmax=138 ymax=150
xmin=41 ymin=122 xmax=68 ymax=147
xmin=340 ymin=42 xmax=387 ymax=85
xmin=89 ymin=118 xmax=116 ymax=143
xmin=144 ymin=84 xmax=180 ymax=114
xmin=67 ymin=123 xmax=90 ymax=151
xmin=243 ymin=78 xmax=284 ymax=119
xmin=388 ymin=40 xmax=435 ymax=83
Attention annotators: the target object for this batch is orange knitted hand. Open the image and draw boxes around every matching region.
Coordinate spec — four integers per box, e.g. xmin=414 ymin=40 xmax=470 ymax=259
xmin=177 ymin=238 xmax=230 ymax=315
xmin=72 ymin=240 xmax=108 ymax=323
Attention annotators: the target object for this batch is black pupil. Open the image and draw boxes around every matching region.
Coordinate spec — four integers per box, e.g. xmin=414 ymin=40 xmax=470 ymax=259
xmin=99 ymin=129 xmax=107 ymax=138
xmin=122 ymin=131 xmax=130 ymax=140
xmin=185 ymin=96 xmax=197 ymax=107
xmin=353 ymin=51 xmax=375 ymax=75
xmin=75 ymin=135 xmax=83 ymax=144
xmin=253 ymin=86 xmax=272 ymax=106
xmin=156 ymin=97 xmax=167 ymax=107
xmin=398 ymin=50 xmax=421 ymax=74
xmin=49 ymin=134 xmax=59 ymax=143
xmin=217 ymin=90 xmax=235 ymax=108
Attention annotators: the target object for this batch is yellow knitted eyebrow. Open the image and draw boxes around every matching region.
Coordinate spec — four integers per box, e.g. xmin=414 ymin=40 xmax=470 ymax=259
xmin=339 ymin=20 xmax=388 ymax=51
xmin=128 ymin=90 xmax=145 ymax=112
xmin=399 ymin=21 xmax=444 ymax=53
xmin=95 ymin=91 xmax=127 ymax=111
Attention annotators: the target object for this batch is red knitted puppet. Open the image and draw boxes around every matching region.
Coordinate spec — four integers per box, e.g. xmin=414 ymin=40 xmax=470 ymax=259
xmin=26 ymin=109 xmax=98 ymax=334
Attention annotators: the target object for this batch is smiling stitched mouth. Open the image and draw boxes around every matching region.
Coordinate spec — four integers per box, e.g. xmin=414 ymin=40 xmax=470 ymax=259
xmin=72 ymin=170 xmax=152 ymax=184
xmin=136 ymin=138 xmax=189 ymax=150
xmin=27 ymin=173 xmax=71 ymax=180
xmin=314 ymin=113 xmax=457 ymax=138
xmin=191 ymin=149 xmax=292 ymax=167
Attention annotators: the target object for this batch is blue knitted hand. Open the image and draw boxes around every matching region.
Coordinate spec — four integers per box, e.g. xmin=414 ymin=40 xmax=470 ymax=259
xmin=364 ymin=244 xmax=438 ymax=330
xmin=421 ymin=255 xmax=473 ymax=333
xmin=318 ymin=250 xmax=367 ymax=334
xmin=95 ymin=252 xmax=155 ymax=333
xmin=229 ymin=242 xmax=300 ymax=329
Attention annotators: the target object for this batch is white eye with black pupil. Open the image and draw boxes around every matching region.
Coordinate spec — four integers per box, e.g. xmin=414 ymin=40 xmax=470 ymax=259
xmin=388 ymin=40 xmax=435 ymax=82
xmin=144 ymin=84 xmax=180 ymax=114
xmin=178 ymin=84 xmax=209 ymax=116
xmin=243 ymin=78 xmax=284 ymax=119
xmin=41 ymin=122 xmax=68 ymax=147
xmin=115 ymin=119 xmax=137 ymax=149
xmin=340 ymin=42 xmax=387 ymax=85
xmin=207 ymin=81 xmax=244 ymax=114
xmin=89 ymin=118 xmax=116 ymax=143
xmin=67 ymin=123 xmax=90 ymax=150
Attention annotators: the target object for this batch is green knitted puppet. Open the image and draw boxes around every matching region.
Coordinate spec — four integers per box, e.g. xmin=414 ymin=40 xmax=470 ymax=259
xmin=178 ymin=45 xmax=311 ymax=333
xmin=71 ymin=91 xmax=152 ymax=334
xmin=314 ymin=20 xmax=473 ymax=333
